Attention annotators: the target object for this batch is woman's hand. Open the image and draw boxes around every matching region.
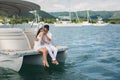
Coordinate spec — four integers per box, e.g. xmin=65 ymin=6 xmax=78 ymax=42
xmin=34 ymin=38 xmax=38 ymax=41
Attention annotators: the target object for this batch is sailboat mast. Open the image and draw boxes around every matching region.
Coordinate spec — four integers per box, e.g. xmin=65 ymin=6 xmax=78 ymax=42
xmin=75 ymin=11 xmax=79 ymax=22
xmin=67 ymin=0 xmax=71 ymax=22
xmin=69 ymin=10 xmax=71 ymax=22
xmin=87 ymin=11 xmax=91 ymax=22
xmin=87 ymin=11 xmax=89 ymax=22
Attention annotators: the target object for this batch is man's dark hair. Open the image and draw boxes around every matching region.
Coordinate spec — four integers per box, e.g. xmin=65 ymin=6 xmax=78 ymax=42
xmin=44 ymin=25 xmax=49 ymax=31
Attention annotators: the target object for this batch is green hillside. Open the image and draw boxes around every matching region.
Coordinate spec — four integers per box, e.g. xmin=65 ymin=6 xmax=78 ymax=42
xmin=36 ymin=10 xmax=56 ymax=23
xmin=110 ymin=11 xmax=120 ymax=19
xmin=18 ymin=10 xmax=55 ymax=20
xmin=37 ymin=10 xmax=55 ymax=19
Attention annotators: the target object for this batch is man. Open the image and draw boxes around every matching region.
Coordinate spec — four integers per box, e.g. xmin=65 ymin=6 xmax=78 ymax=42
xmin=43 ymin=25 xmax=59 ymax=65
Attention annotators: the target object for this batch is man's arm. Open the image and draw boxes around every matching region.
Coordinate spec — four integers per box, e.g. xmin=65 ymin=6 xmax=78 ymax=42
xmin=45 ymin=34 xmax=51 ymax=41
xmin=45 ymin=32 xmax=52 ymax=42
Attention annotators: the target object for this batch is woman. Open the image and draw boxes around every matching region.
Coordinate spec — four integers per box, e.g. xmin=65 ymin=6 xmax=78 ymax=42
xmin=34 ymin=27 xmax=49 ymax=67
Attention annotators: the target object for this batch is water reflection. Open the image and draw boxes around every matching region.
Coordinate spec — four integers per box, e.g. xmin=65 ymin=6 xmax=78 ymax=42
xmin=0 ymin=67 xmax=23 ymax=80
xmin=19 ymin=62 xmax=66 ymax=80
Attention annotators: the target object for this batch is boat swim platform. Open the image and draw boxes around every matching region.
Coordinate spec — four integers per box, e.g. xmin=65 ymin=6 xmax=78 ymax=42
xmin=0 ymin=46 xmax=68 ymax=66
xmin=0 ymin=46 xmax=68 ymax=57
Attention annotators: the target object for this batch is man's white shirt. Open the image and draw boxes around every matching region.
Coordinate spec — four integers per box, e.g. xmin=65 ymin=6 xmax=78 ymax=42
xmin=44 ymin=32 xmax=52 ymax=44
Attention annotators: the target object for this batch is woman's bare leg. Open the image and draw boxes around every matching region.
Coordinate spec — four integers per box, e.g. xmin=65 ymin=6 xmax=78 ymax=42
xmin=42 ymin=48 xmax=49 ymax=67
xmin=38 ymin=48 xmax=49 ymax=67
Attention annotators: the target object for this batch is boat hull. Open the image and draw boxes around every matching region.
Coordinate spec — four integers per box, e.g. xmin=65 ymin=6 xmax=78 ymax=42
xmin=0 ymin=54 xmax=23 ymax=72
xmin=23 ymin=51 xmax=67 ymax=65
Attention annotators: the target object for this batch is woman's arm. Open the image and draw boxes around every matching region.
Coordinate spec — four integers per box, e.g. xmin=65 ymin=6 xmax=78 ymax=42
xmin=39 ymin=32 xmax=49 ymax=44
xmin=34 ymin=37 xmax=38 ymax=41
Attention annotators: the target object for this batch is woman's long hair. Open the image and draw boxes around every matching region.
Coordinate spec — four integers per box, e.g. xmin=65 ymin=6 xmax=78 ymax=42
xmin=36 ymin=27 xmax=44 ymax=38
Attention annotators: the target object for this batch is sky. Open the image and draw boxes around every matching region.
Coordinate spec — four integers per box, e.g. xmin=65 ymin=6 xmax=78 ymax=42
xmin=26 ymin=0 xmax=120 ymax=12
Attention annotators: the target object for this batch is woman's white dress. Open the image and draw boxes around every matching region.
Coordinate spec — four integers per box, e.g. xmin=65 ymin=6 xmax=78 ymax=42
xmin=33 ymin=35 xmax=45 ymax=51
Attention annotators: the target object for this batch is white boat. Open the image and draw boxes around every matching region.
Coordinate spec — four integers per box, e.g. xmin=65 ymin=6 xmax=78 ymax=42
xmin=81 ymin=21 xmax=92 ymax=26
xmin=0 ymin=0 xmax=68 ymax=72
xmin=0 ymin=28 xmax=68 ymax=72
xmin=93 ymin=16 xmax=109 ymax=26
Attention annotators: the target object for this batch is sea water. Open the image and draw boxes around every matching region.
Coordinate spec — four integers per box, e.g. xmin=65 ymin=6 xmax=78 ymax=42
xmin=0 ymin=24 xmax=120 ymax=80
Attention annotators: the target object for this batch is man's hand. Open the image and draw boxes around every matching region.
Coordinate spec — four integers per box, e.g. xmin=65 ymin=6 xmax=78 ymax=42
xmin=45 ymin=34 xmax=51 ymax=41
xmin=45 ymin=41 xmax=50 ymax=44
xmin=34 ymin=38 xmax=38 ymax=41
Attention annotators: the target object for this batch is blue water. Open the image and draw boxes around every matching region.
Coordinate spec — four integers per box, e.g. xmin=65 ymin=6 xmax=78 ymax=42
xmin=0 ymin=24 xmax=120 ymax=80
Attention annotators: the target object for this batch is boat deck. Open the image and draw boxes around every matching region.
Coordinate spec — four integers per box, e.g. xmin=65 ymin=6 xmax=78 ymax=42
xmin=0 ymin=46 xmax=68 ymax=57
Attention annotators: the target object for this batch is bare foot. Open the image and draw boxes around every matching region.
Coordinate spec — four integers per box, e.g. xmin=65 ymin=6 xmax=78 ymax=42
xmin=55 ymin=60 xmax=59 ymax=65
xmin=52 ymin=60 xmax=56 ymax=64
xmin=45 ymin=61 xmax=49 ymax=67
xmin=43 ymin=60 xmax=46 ymax=67
xmin=52 ymin=60 xmax=59 ymax=65
xmin=43 ymin=60 xmax=49 ymax=67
